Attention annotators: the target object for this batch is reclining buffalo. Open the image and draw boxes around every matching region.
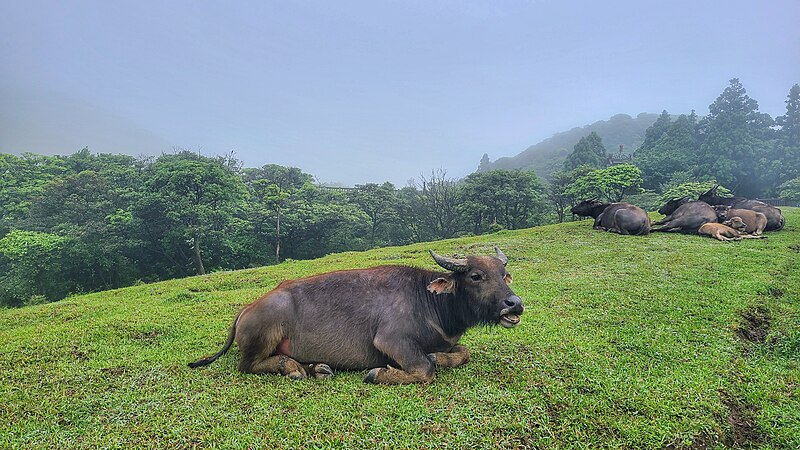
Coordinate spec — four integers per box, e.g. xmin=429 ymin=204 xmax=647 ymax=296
xmin=651 ymin=196 xmax=718 ymax=233
xmin=699 ymin=186 xmax=784 ymax=231
xmin=189 ymin=248 xmax=524 ymax=385
xmin=571 ymin=199 xmax=650 ymax=235
xmin=698 ymin=217 xmax=766 ymax=242
xmin=712 ymin=205 xmax=767 ymax=236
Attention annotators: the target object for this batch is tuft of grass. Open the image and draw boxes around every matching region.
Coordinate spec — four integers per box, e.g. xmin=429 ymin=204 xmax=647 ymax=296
xmin=1 ymin=209 xmax=798 ymax=449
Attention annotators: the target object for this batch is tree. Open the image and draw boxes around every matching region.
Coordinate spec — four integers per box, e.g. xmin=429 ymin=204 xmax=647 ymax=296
xmin=635 ymin=111 xmax=699 ymax=190
xmin=639 ymin=110 xmax=673 ymax=150
xmin=547 ymin=170 xmax=578 ymax=223
xmin=777 ymin=177 xmax=800 ymax=201
xmin=774 ymin=84 xmax=800 ymax=184
xmin=566 ymin=164 xmax=643 ymax=202
xmin=459 ymin=170 xmax=546 ymax=233
xmin=141 ymin=152 xmax=246 ymax=275
xmin=0 ymin=153 xmax=68 ymax=237
xmin=563 ymin=132 xmax=607 ymax=171
xmin=658 ymin=180 xmax=731 ymax=204
xmin=695 ymin=78 xmax=775 ymax=197
xmin=244 ymin=165 xmax=313 ymax=263
xmin=24 ymin=170 xmax=139 ymax=291
xmin=415 ymin=170 xmax=461 ymax=239
xmin=349 ymin=182 xmax=399 ymax=248
xmin=0 ymin=230 xmax=68 ymax=306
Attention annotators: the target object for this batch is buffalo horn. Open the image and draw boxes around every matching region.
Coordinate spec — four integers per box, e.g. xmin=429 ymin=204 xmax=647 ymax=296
xmin=494 ymin=247 xmax=508 ymax=265
xmin=429 ymin=250 xmax=469 ymax=272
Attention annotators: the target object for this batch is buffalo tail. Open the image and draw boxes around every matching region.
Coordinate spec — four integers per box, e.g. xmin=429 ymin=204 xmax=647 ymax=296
xmin=188 ymin=314 xmax=239 ymax=368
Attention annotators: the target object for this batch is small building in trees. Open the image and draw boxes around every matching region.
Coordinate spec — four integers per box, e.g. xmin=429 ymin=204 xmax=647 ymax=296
xmin=607 ymin=145 xmax=633 ymax=166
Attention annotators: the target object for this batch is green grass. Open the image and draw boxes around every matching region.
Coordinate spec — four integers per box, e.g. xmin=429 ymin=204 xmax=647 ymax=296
xmin=2 ymin=209 xmax=799 ymax=449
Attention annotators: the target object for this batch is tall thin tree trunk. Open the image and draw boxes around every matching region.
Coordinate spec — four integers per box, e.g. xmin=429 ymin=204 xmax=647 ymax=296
xmin=275 ymin=209 xmax=281 ymax=263
xmin=192 ymin=235 xmax=206 ymax=275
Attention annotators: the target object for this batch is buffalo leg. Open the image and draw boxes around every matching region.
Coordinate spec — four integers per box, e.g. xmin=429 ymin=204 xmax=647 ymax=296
xmin=429 ymin=344 xmax=470 ymax=368
xmin=306 ymin=363 xmax=334 ymax=379
xmin=651 ymin=226 xmax=680 ymax=232
xmin=245 ymin=354 xmax=308 ymax=379
xmin=365 ymin=337 xmax=435 ymax=384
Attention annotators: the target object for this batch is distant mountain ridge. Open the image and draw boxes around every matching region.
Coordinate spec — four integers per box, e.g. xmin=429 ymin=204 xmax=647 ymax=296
xmin=478 ymin=113 xmax=659 ymax=180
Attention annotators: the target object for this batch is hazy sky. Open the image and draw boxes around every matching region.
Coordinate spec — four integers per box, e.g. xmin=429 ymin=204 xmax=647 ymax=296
xmin=2 ymin=1 xmax=798 ymax=186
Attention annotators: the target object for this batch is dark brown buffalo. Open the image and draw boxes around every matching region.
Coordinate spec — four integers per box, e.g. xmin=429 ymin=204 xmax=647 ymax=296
xmin=698 ymin=186 xmax=784 ymax=231
xmin=189 ymin=248 xmax=524 ymax=385
xmin=571 ymin=199 xmax=650 ymax=235
xmin=712 ymin=206 xmax=767 ymax=235
xmin=652 ymin=197 xmax=718 ymax=233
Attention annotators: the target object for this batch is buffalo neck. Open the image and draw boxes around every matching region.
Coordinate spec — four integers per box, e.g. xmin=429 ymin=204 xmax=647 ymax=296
xmin=425 ymin=275 xmax=481 ymax=337
xmin=589 ymin=203 xmax=610 ymax=218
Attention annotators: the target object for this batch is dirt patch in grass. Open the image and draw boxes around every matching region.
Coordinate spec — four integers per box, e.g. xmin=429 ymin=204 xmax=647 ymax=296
xmin=720 ymin=392 xmax=763 ymax=447
xmin=129 ymin=329 xmax=163 ymax=342
xmin=71 ymin=346 xmax=90 ymax=361
xmin=101 ymin=366 xmax=127 ymax=376
xmin=664 ymin=431 xmax=717 ymax=450
xmin=734 ymin=307 xmax=771 ymax=343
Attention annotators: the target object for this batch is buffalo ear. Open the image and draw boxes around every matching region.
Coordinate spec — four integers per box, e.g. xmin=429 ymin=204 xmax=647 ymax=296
xmin=427 ymin=277 xmax=455 ymax=295
xmin=504 ymin=273 xmax=512 ymax=285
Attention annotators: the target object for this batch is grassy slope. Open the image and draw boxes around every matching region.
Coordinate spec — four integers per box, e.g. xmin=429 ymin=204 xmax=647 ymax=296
xmin=1 ymin=209 xmax=798 ymax=449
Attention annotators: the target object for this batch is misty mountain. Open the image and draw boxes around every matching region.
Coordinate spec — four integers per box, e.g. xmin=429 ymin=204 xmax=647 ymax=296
xmin=477 ymin=113 xmax=660 ymax=180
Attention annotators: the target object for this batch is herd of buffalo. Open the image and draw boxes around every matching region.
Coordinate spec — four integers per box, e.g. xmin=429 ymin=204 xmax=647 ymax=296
xmin=570 ymin=185 xmax=785 ymax=241
xmin=188 ymin=186 xmax=788 ymax=384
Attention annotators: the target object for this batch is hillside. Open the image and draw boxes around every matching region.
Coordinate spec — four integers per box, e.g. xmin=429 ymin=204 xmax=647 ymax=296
xmin=479 ymin=113 xmax=659 ymax=180
xmin=1 ymin=209 xmax=799 ymax=449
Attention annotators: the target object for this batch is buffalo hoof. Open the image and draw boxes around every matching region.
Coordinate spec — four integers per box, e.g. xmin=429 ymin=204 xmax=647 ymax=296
xmin=287 ymin=370 xmax=306 ymax=380
xmin=310 ymin=363 xmax=334 ymax=380
xmin=364 ymin=368 xmax=381 ymax=384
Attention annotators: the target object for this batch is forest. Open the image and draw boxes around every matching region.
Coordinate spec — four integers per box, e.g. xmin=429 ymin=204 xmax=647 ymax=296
xmin=1 ymin=79 xmax=798 ymax=307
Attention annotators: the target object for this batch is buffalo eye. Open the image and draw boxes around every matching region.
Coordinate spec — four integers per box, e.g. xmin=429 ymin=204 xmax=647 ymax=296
xmin=470 ymin=273 xmax=482 ymax=282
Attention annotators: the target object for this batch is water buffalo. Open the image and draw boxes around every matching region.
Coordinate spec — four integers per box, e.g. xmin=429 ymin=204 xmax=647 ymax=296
xmin=698 ymin=217 xmax=766 ymax=241
xmin=698 ymin=186 xmax=784 ymax=231
xmin=189 ymin=248 xmax=524 ymax=385
xmin=712 ymin=206 xmax=767 ymax=235
xmin=571 ymin=199 xmax=650 ymax=235
xmin=652 ymin=197 xmax=718 ymax=233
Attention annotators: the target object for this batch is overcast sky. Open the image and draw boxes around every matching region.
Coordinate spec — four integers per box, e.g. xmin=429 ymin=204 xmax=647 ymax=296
xmin=2 ymin=1 xmax=798 ymax=186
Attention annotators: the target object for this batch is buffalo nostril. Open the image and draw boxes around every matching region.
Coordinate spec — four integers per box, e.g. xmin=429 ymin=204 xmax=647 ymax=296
xmin=504 ymin=297 xmax=521 ymax=308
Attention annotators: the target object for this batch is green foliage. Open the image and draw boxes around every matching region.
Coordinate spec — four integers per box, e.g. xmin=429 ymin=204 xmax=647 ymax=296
xmin=459 ymin=170 xmax=546 ymax=233
xmin=415 ymin=170 xmax=462 ymax=240
xmin=695 ymin=79 xmax=775 ymax=197
xmin=565 ymin=164 xmax=643 ymax=202
xmin=0 ymin=153 xmax=68 ymax=236
xmin=634 ymin=111 xmax=699 ymax=190
xmin=1 ymin=209 xmax=798 ymax=448
xmin=349 ymin=182 xmax=399 ymax=248
xmin=244 ymin=165 xmax=315 ymax=262
xmin=142 ymin=152 xmax=248 ymax=275
xmin=777 ymin=177 xmax=800 ymax=201
xmin=658 ymin=180 xmax=732 ymax=204
xmin=546 ymin=170 xmax=578 ymax=223
xmin=0 ymin=230 xmax=68 ymax=306
xmin=773 ymin=84 xmax=800 ymax=185
xmin=563 ymin=132 xmax=608 ymax=171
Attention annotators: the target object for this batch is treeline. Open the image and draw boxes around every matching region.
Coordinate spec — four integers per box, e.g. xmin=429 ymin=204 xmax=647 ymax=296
xmin=2 ymin=79 xmax=797 ymax=307
xmin=0 ymin=152 xmax=549 ymax=306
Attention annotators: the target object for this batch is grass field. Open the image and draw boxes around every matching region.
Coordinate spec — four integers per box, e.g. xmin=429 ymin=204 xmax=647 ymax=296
xmin=1 ymin=208 xmax=798 ymax=449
